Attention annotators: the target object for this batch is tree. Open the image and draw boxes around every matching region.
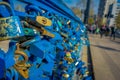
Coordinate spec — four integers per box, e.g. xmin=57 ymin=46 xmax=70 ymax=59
xmin=97 ymin=17 xmax=103 ymax=27
xmin=88 ymin=17 xmax=94 ymax=25
xmin=89 ymin=8 xmax=94 ymax=17
xmin=71 ymin=7 xmax=82 ymax=18
xmin=115 ymin=13 xmax=120 ymax=29
xmin=87 ymin=8 xmax=95 ymax=25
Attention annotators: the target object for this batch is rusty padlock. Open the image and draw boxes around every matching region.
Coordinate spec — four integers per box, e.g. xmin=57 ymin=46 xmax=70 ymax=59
xmin=0 ymin=2 xmax=24 ymax=41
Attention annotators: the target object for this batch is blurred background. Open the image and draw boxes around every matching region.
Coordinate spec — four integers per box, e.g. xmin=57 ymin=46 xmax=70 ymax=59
xmin=63 ymin=0 xmax=120 ymax=30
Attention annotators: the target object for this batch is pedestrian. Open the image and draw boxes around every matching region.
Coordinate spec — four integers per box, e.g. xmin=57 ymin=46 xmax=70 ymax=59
xmin=110 ymin=24 xmax=116 ymax=40
xmin=105 ymin=25 xmax=110 ymax=36
xmin=95 ymin=27 xmax=100 ymax=34
xmin=93 ymin=24 xmax=97 ymax=34
xmin=90 ymin=25 xmax=93 ymax=34
xmin=100 ymin=25 xmax=106 ymax=38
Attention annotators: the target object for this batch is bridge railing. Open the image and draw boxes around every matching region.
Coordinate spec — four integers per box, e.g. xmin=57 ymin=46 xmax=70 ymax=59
xmin=0 ymin=0 xmax=91 ymax=80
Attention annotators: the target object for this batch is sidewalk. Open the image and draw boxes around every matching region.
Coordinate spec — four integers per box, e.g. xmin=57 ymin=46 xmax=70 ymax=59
xmin=89 ymin=34 xmax=120 ymax=80
xmin=0 ymin=40 xmax=10 ymax=52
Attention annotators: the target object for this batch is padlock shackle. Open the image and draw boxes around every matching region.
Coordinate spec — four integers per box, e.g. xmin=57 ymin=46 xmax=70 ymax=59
xmin=0 ymin=1 xmax=15 ymax=16
xmin=25 ymin=5 xmax=42 ymax=15
xmin=15 ymin=43 xmax=28 ymax=66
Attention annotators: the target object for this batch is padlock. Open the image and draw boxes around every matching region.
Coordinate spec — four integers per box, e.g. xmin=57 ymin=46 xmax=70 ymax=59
xmin=0 ymin=58 xmax=5 ymax=79
xmin=0 ymin=2 xmax=24 ymax=41
xmin=64 ymin=52 xmax=74 ymax=64
xmin=25 ymin=5 xmax=54 ymax=37
xmin=67 ymin=20 xmax=71 ymax=25
xmin=62 ymin=73 xmax=69 ymax=78
xmin=25 ymin=5 xmax=52 ymax=26
xmin=57 ymin=20 xmax=62 ymax=28
xmin=36 ymin=16 xmax=52 ymax=26
xmin=29 ymin=40 xmax=55 ymax=59
xmin=6 ymin=68 xmax=18 ymax=80
xmin=14 ymin=43 xmax=29 ymax=79
xmin=60 ymin=32 xmax=68 ymax=38
xmin=20 ymin=34 xmax=41 ymax=47
xmin=15 ymin=43 xmax=28 ymax=66
xmin=23 ymin=28 xmax=38 ymax=36
xmin=23 ymin=18 xmax=55 ymax=38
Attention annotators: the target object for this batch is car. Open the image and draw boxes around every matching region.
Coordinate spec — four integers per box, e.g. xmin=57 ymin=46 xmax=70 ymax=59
xmin=116 ymin=29 xmax=120 ymax=38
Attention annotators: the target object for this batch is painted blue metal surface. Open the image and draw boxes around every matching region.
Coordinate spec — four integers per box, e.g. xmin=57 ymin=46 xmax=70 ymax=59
xmin=0 ymin=0 xmax=91 ymax=80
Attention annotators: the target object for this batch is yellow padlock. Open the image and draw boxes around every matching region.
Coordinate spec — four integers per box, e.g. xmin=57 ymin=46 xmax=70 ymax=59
xmin=14 ymin=64 xmax=29 ymax=79
xmin=62 ymin=73 xmax=69 ymax=78
xmin=64 ymin=51 xmax=74 ymax=64
xmin=41 ymin=27 xmax=55 ymax=38
xmin=15 ymin=43 xmax=28 ymax=66
xmin=14 ymin=43 xmax=29 ymax=79
xmin=64 ymin=57 xmax=74 ymax=63
xmin=36 ymin=16 xmax=52 ymax=26
xmin=66 ymin=52 xmax=71 ymax=57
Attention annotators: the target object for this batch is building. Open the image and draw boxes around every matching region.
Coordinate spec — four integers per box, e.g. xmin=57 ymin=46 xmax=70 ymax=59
xmin=108 ymin=0 xmax=120 ymax=26
xmin=98 ymin=0 xmax=107 ymax=18
xmin=108 ymin=1 xmax=116 ymax=26
xmin=84 ymin=0 xmax=91 ymax=24
xmin=98 ymin=0 xmax=117 ymax=25
xmin=114 ymin=1 xmax=120 ymax=18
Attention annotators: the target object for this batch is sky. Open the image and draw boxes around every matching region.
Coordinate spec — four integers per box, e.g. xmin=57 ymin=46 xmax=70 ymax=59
xmin=63 ymin=0 xmax=80 ymax=7
xmin=63 ymin=0 xmax=100 ymax=15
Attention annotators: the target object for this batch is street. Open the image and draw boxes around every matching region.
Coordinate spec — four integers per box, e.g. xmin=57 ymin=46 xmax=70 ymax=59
xmin=89 ymin=34 xmax=120 ymax=80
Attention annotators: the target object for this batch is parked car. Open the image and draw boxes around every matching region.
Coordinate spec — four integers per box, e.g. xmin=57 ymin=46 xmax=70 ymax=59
xmin=116 ymin=29 xmax=120 ymax=38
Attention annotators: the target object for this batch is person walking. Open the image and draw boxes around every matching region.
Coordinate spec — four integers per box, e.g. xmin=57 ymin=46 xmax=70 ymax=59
xmin=95 ymin=27 xmax=100 ymax=34
xmin=100 ymin=25 xmax=106 ymax=38
xmin=110 ymin=24 xmax=116 ymax=40
xmin=105 ymin=25 xmax=110 ymax=36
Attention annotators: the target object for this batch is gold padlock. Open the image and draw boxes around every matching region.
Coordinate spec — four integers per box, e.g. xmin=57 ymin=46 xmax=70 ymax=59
xmin=14 ymin=43 xmax=29 ymax=78
xmin=15 ymin=43 xmax=28 ymax=66
xmin=36 ymin=16 xmax=52 ymax=26
xmin=41 ymin=27 xmax=55 ymax=38
xmin=66 ymin=52 xmax=71 ymax=57
xmin=62 ymin=73 xmax=69 ymax=78
xmin=64 ymin=52 xmax=74 ymax=64
xmin=22 ymin=21 xmax=55 ymax=38
xmin=14 ymin=64 xmax=30 ymax=79
xmin=64 ymin=57 xmax=74 ymax=63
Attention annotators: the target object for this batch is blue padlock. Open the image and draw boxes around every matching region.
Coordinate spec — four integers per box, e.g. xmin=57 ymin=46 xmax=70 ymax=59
xmin=0 ymin=2 xmax=24 ymax=41
xmin=25 ymin=5 xmax=42 ymax=16
xmin=0 ymin=57 xmax=5 ymax=79
xmin=5 ymin=41 xmax=16 ymax=69
xmin=6 ymin=68 xmax=18 ymax=80
xmin=21 ymin=34 xmax=41 ymax=47
xmin=29 ymin=40 xmax=55 ymax=60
